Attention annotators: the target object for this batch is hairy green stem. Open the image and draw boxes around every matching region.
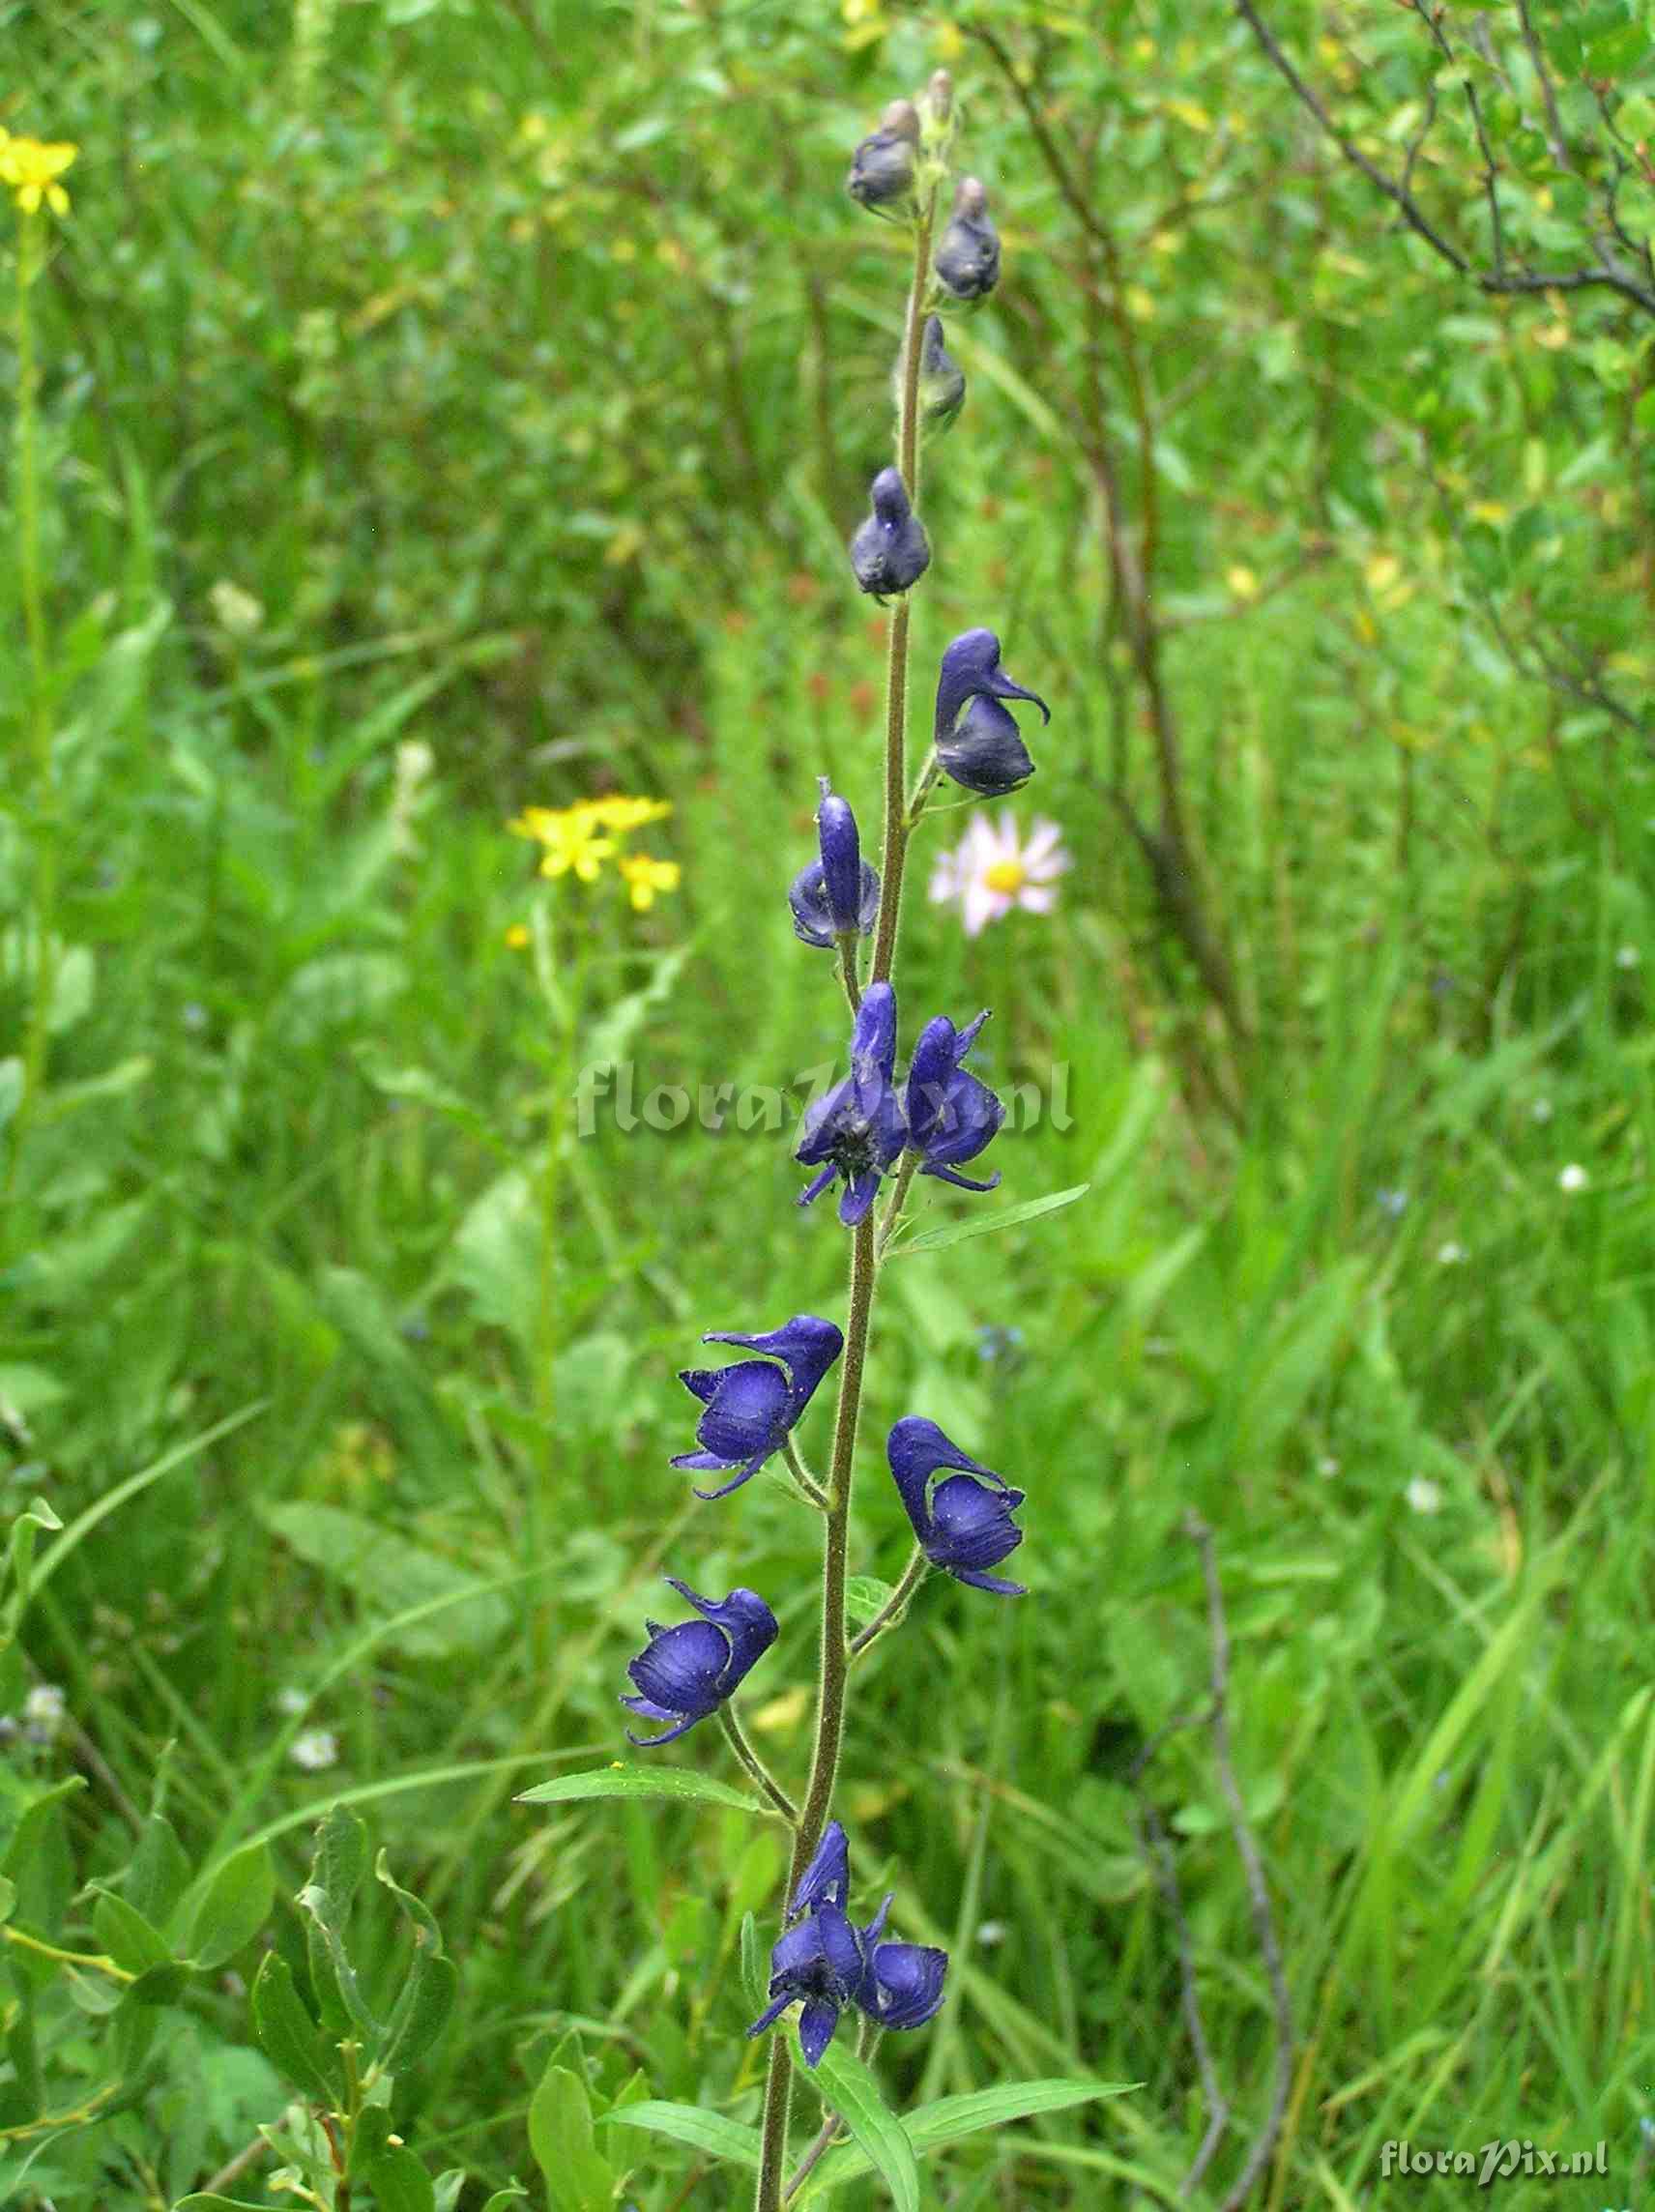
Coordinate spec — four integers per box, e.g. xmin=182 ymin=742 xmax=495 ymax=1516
xmin=754 ymin=182 xmax=938 ymax=2212
xmin=867 ymin=195 xmax=937 ymax=992
xmin=718 ymin=1703 xmax=799 ymax=1824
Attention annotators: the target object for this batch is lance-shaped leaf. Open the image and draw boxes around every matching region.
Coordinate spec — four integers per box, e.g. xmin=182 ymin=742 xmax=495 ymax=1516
xmin=374 ymin=1849 xmax=458 ymax=2071
xmin=298 ymin=1806 xmax=380 ymax=2042
xmin=188 ymin=1841 xmax=275 ymax=1970
xmin=251 ymin=1949 xmax=342 ymax=2104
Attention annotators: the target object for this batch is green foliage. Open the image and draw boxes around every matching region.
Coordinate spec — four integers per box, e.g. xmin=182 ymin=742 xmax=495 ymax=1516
xmin=0 ymin=0 xmax=1651 ymax=2205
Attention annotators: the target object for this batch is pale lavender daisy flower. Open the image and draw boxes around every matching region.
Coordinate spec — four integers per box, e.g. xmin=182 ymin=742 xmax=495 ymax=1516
xmin=929 ymin=811 xmax=1071 ymax=938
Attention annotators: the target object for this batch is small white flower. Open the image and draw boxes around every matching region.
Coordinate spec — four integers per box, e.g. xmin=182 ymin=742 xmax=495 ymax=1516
xmin=275 ymin=1686 xmax=309 ymax=1716
xmin=1406 ymin=1477 xmax=1442 ymax=1516
xmin=23 ymin=1684 xmax=66 ymax=1733
xmin=1318 ymin=1455 xmax=1341 ymax=1478
xmin=929 ymin=810 xmax=1072 ymax=938
xmin=1558 ymin=1163 xmax=1588 ymax=1193
xmin=1616 ymin=945 xmax=1640 ymax=971
xmin=1436 ymin=1240 xmax=1466 ymax=1266
xmin=1530 ymin=1098 xmax=1553 ymax=1123
xmin=289 ymin=1728 xmax=339 ymax=1772
xmin=975 ymin=1920 xmax=1007 ymax=1947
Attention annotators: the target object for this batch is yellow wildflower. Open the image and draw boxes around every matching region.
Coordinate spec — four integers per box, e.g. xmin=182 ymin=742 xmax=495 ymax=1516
xmin=618 ymin=854 xmax=681 ymax=912
xmin=537 ymin=814 xmax=615 ymax=883
xmin=582 ymin=795 xmax=673 ymax=833
xmin=0 ymin=133 xmax=78 ymax=217
xmin=504 ymin=922 xmax=531 ymax=949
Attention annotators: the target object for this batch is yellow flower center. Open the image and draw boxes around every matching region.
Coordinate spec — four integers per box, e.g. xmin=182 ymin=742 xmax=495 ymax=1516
xmin=982 ymin=859 xmax=1027 ymax=894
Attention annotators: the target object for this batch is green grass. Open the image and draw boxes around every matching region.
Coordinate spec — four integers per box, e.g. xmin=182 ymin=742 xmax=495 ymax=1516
xmin=3 ymin=1 xmax=1654 ymax=2206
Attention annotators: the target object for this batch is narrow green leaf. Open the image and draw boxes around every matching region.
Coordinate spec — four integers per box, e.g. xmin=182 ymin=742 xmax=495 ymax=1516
xmin=888 ymin=1183 xmax=1091 ymax=1258
xmin=596 ymin=2100 xmax=762 ymax=2168
xmin=528 ymin=2060 xmax=614 ymax=2210
xmin=799 ymin=2078 xmax=1139 ymax=2197
xmin=312 ymin=1803 xmax=369 ymax=1911
xmin=740 ymin=1908 xmax=767 ymax=2010
xmin=250 ymin=1951 xmax=340 ymax=2103
xmin=479 ymin=2190 xmax=530 ymax=2212
xmin=0 ymin=1874 xmax=15 ymax=1925
xmin=175 ymin=2197 xmax=276 ymax=2211
xmin=375 ymin=1850 xmax=457 ymax=2070
xmin=516 ymin=1766 xmax=772 ymax=1817
xmin=807 ymin=2043 xmax=919 ymax=2212
xmin=187 ymin=1842 xmax=275 ymax=1969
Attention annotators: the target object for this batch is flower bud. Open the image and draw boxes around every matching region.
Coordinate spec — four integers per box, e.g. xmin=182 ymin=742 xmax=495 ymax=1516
xmin=848 ymin=100 xmax=920 ymax=215
xmin=926 ymin=70 xmax=953 ymax=127
xmin=895 ymin=314 xmax=965 ymax=438
xmin=790 ymin=778 xmax=881 ymax=948
xmin=849 ymin=466 xmax=930 ymax=598
xmin=935 ymin=176 xmax=1001 ymax=304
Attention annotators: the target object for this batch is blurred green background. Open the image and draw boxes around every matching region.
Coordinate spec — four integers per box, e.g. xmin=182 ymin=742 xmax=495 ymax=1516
xmin=3 ymin=0 xmax=1653 ymax=2205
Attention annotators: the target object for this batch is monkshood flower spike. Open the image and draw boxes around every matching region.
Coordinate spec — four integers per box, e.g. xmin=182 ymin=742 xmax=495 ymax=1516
xmin=905 ymin=1008 xmax=1004 ymax=1192
xmin=796 ymin=981 xmax=907 ymax=1225
xmin=748 ymin=1822 xmax=948 ymax=2067
xmin=934 ymin=628 xmax=1051 ymax=796
xmin=935 ymin=175 xmax=1002 ymax=303
xmin=888 ymin=1415 xmax=1028 ymax=1594
xmin=847 ymin=99 xmax=920 ymax=215
xmin=791 ymin=777 xmax=880 ymax=948
xmin=621 ymin=1579 xmax=778 ymax=1747
xmin=672 ymin=1315 xmax=843 ymax=1499
xmin=849 ymin=466 xmax=930 ymax=599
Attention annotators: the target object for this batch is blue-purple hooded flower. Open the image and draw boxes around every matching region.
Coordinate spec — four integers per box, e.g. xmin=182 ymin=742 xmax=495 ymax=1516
xmin=887 ymin=1415 xmax=1027 ymax=1595
xmin=797 ymin=982 xmax=908 ymax=1226
xmin=934 ymin=628 xmax=1050 ymax=796
xmin=847 ymin=100 xmax=920 ymax=215
xmin=849 ymin=467 xmax=931 ymax=599
xmin=672 ymin=1316 xmax=843 ymax=1499
xmin=934 ymin=176 xmax=1001 ymax=302
xmin=904 ymin=1009 xmax=1003 ymax=1192
xmin=621 ymin=1580 xmax=778 ymax=1747
xmin=747 ymin=1821 xmax=947 ymax=2067
xmin=790 ymin=778 xmax=881 ymax=948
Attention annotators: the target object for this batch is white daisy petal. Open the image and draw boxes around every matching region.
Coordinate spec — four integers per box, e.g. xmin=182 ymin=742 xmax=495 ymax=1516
xmin=1017 ymin=886 xmax=1058 ymax=914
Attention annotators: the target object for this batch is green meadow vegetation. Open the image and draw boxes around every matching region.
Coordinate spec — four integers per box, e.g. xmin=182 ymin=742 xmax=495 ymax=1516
xmin=3 ymin=1 xmax=1654 ymax=2205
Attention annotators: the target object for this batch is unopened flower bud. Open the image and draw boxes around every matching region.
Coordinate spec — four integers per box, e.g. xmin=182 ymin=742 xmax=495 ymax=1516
xmin=848 ymin=101 xmax=920 ymax=215
xmin=849 ymin=466 xmax=931 ymax=598
xmin=927 ymin=70 xmax=953 ymax=127
xmin=935 ymin=176 xmax=1001 ymax=304
xmin=895 ymin=314 xmax=966 ymax=437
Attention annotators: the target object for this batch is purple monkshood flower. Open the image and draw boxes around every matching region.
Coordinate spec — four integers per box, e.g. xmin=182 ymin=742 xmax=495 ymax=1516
xmin=620 ymin=1578 xmax=778 ymax=1748
xmin=933 ymin=629 xmax=1051 ymax=797
xmin=747 ymin=1821 xmax=948 ymax=2067
xmin=797 ymin=982 xmax=907 ymax=1227
xmin=849 ymin=466 xmax=931 ymax=598
xmin=847 ymin=100 xmax=920 ymax=215
xmin=672 ymin=1316 xmax=843 ymax=1499
xmin=790 ymin=778 xmax=881 ymax=948
xmin=904 ymin=1009 xmax=1004 ymax=1194
xmin=887 ymin=1416 xmax=1027 ymax=1595
xmin=934 ymin=176 xmax=1001 ymax=303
